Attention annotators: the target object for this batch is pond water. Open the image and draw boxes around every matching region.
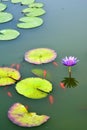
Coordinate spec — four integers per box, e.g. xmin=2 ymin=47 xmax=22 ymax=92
xmin=0 ymin=0 xmax=87 ymax=129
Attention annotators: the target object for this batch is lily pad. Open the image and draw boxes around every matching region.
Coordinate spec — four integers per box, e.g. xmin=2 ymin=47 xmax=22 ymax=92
xmin=0 ymin=29 xmax=20 ymax=40
xmin=0 ymin=12 xmax=13 ymax=23
xmin=15 ymin=77 xmax=52 ymax=99
xmin=11 ymin=0 xmax=21 ymax=4
xmin=0 ymin=67 xmax=21 ymax=86
xmin=21 ymin=0 xmax=35 ymax=5
xmin=29 ymin=3 xmax=44 ymax=8
xmin=25 ymin=48 xmax=57 ymax=64
xmin=17 ymin=17 xmax=43 ymax=29
xmin=8 ymin=103 xmax=50 ymax=127
xmin=0 ymin=3 xmax=7 ymax=11
xmin=24 ymin=8 xmax=46 ymax=17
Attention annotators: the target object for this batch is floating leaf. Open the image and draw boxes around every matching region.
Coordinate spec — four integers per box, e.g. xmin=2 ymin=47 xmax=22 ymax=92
xmin=0 ymin=3 xmax=7 ymax=11
xmin=0 ymin=29 xmax=20 ymax=40
xmin=0 ymin=67 xmax=21 ymax=86
xmin=8 ymin=103 xmax=50 ymax=127
xmin=24 ymin=8 xmax=46 ymax=17
xmin=15 ymin=77 xmax=52 ymax=99
xmin=25 ymin=48 xmax=57 ymax=64
xmin=29 ymin=2 xmax=44 ymax=8
xmin=0 ymin=12 xmax=13 ymax=23
xmin=21 ymin=0 xmax=35 ymax=5
xmin=17 ymin=17 xmax=43 ymax=28
xmin=11 ymin=0 xmax=21 ymax=4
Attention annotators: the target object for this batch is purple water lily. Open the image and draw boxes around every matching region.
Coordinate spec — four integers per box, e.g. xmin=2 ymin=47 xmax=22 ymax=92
xmin=61 ymin=56 xmax=79 ymax=66
xmin=61 ymin=56 xmax=79 ymax=78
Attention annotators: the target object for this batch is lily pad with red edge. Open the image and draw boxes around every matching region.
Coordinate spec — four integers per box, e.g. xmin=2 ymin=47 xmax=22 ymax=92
xmin=8 ymin=103 xmax=50 ymax=127
xmin=15 ymin=77 xmax=52 ymax=99
xmin=0 ymin=67 xmax=21 ymax=86
xmin=25 ymin=48 xmax=57 ymax=64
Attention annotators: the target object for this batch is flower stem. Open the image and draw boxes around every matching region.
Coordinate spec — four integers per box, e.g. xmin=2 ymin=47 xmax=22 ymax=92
xmin=68 ymin=66 xmax=72 ymax=78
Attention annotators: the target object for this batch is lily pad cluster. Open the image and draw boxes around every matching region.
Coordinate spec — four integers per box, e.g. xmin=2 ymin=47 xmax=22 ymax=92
xmin=17 ymin=1 xmax=45 ymax=29
xmin=0 ymin=2 xmax=20 ymax=40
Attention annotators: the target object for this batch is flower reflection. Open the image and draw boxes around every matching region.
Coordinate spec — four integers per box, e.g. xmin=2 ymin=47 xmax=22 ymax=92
xmin=61 ymin=77 xmax=79 ymax=88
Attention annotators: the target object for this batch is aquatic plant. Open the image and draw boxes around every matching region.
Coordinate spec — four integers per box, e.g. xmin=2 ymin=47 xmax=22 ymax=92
xmin=29 ymin=2 xmax=44 ymax=8
xmin=0 ymin=29 xmax=20 ymax=40
xmin=24 ymin=48 xmax=57 ymax=64
xmin=0 ymin=67 xmax=21 ymax=86
xmin=17 ymin=17 xmax=43 ymax=28
xmin=0 ymin=12 xmax=13 ymax=23
xmin=8 ymin=103 xmax=50 ymax=127
xmin=0 ymin=2 xmax=7 ymax=11
xmin=61 ymin=56 xmax=79 ymax=77
xmin=15 ymin=77 xmax=52 ymax=99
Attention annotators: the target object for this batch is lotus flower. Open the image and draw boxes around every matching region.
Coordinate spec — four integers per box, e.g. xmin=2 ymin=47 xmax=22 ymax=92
xmin=61 ymin=56 xmax=79 ymax=66
xmin=61 ymin=56 xmax=79 ymax=78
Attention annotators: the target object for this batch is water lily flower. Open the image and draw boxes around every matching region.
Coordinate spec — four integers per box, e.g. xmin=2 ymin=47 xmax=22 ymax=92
xmin=61 ymin=56 xmax=79 ymax=66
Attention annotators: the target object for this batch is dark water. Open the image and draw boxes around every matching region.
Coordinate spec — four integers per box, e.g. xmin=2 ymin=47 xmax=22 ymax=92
xmin=0 ymin=0 xmax=87 ymax=129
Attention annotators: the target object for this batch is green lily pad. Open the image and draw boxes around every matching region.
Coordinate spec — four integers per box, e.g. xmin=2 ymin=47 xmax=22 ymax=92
xmin=25 ymin=48 xmax=57 ymax=64
xmin=17 ymin=17 xmax=43 ymax=28
xmin=15 ymin=77 xmax=52 ymax=99
xmin=8 ymin=103 xmax=50 ymax=127
xmin=21 ymin=0 xmax=35 ymax=5
xmin=0 ymin=3 xmax=7 ymax=11
xmin=11 ymin=0 xmax=21 ymax=4
xmin=29 ymin=3 xmax=44 ymax=8
xmin=0 ymin=67 xmax=21 ymax=86
xmin=24 ymin=8 xmax=46 ymax=17
xmin=0 ymin=29 xmax=20 ymax=40
xmin=0 ymin=12 xmax=13 ymax=23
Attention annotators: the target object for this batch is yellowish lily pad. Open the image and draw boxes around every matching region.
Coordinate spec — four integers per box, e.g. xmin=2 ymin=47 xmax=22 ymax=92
xmin=15 ymin=77 xmax=52 ymax=99
xmin=8 ymin=103 xmax=50 ymax=127
xmin=0 ymin=67 xmax=21 ymax=86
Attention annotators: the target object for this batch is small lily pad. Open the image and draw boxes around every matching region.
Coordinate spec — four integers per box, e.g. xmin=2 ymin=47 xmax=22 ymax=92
xmin=0 ymin=67 xmax=21 ymax=86
xmin=24 ymin=8 xmax=46 ymax=17
xmin=15 ymin=77 xmax=52 ymax=99
xmin=0 ymin=3 xmax=7 ymax=11
xmin=17 ymin=17 xmax=43 ymax=28
xmin=21 ymin=0 xmax=35 ymax=5
xmin=11 ymin=0 xmax=21 ymax=4
xmin=29 ymin=3 xmax=44 ymax=8
xmin=0 ymin=29 xmax=20 ymax=40
xmin=25 ymin=48 xmax=57 ymax=64
xmin=0 ymin=12 xmax=13 ymax=23
xmin=8 ymin=103 xmax=50 ymax=127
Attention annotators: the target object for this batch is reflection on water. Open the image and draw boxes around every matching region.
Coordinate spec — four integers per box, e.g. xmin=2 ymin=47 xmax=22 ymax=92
xmin=61 ymin=77 xmax=79 ymax=88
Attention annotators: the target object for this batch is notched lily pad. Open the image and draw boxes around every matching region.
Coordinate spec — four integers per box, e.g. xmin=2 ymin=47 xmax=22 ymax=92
xmin=15 ymin=77 xmax=52 ymax=99
xmin=25 ymin=48 xmax=57 ymax=64
xmin=8 ymin=103 xmax=50 ymax=127
xmin=0 ymin=67 xmax=21 ymax=86
xmin=17 ymin=17 xmax=43 ymax=29
xmin=29 ymin=2 xmax=44 ymax=8
xmin=11 ymin=0 xmax=21 ymax=4
xmin=0 ymin=29 xmax=20 ymax=40
xmin=0 ymin=12 xmax=13 ymax=23
xmin=0 ymin=3 xmax=7 ymax=11
xmin=24 ymin=8 xmax=46 ymax=17
xmin=21 ymin=0 xmax=35 ymax=5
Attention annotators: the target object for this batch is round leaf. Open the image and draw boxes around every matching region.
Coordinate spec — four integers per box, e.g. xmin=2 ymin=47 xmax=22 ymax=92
xmin=0 ymin=3 xmax=7 ymax=11
xmin=0 ymin=29 xmax=20 ymax=40
xmin=8 ymin=103 xmax=50 ymax=127
xmin=25 ymin=48 xmax=57 ymax=64
xmin=17 ymin=17 xmax=43 ymax=28
xmin=24 ymin=8 xmax=46 ymax=17
xmin=0 ymin=12 xmax=13 ymax=23
xmin=15 ymin=77 xmax=52 ymax=99
xmin=29 ymin=3 xmax=44 ymax=8
xmin=21 ymin=0 xmax=35 ymax=5
xmin=0 ymin=67 xmax=21 ymax=86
